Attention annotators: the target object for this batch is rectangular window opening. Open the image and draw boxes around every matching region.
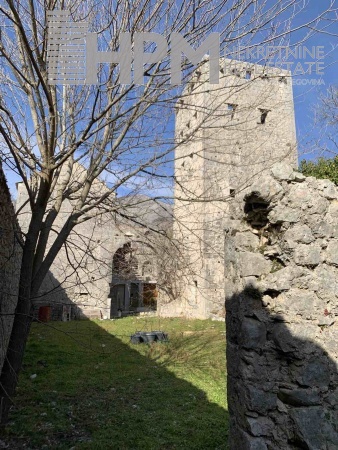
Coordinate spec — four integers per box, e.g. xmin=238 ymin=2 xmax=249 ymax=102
xmin=231 ymin=68 xmax=240 ymax=77
xmin=227 ymin=103 xmax=237 ymax=119
xmin=258 ymin=108 xmax=270 ymax=124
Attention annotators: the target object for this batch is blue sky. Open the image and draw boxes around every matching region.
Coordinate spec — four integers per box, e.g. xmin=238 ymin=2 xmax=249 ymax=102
xmin=288 ymin=1 xmax=338 ymax=159
xmin=2 ymin=1 xmax=337 ymax=198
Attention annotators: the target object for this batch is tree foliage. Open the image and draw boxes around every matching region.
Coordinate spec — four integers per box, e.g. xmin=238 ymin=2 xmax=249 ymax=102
xmin=300 ymin=156 xmax=338 ymax=185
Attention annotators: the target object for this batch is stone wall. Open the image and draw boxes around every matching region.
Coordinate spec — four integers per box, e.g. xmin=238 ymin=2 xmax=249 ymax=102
xmin=16 ymin=177 xmax=172 ymax=319
xmin=0 ymin=164 xmax=22 ymax=372
xmin=226 ymin=162 xmax=338 ymax=449
xmin=173 ymin=59 xmax=297 ymax=319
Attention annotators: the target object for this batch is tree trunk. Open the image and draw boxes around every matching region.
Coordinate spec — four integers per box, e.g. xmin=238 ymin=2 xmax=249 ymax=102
xmin=0 ymin=261 xmax=33 ymax=424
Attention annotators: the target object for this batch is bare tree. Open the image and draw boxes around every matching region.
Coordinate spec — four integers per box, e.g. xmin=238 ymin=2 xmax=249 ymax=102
xmin=0 ymin=0 xmax=337 ymax=422
xmin=315 ymin=85 xmax=338 ymax=155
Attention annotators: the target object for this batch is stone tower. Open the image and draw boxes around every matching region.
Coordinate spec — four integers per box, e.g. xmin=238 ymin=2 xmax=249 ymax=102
xmin=170 ymin=59 xmax=297 ymax=319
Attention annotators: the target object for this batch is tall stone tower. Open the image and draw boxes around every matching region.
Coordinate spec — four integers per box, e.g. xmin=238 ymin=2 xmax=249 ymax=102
xmin=170 ymin=59 xmax=297 ymax=319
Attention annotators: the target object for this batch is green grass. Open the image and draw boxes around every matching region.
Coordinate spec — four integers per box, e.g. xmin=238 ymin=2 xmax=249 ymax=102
xmin=3 ymin=317 xmax=228 ymax=449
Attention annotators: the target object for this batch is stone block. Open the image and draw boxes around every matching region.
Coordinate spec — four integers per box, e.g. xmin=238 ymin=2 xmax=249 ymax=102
xmin=231 ymin=428 xmax=268 ymax=450
xmin=272 ymin=323 xmax=298 ymax=354
xmin=249 ymin=175 xmax=284 ymax=202
xmin=262 ymin=265 xmax=304 ymax=293
xmin=310 ymin=220 xmax=334 ymax=238
xmin=239 ymin=252 xmax=272 ymax=277
xmin=291 ymin=407 xmax=338 ymax=450
xmin=268 ymin=206 xmax=300 ymax=224
xmin=271 ymin=162 xmax=295 ymax=181
xmin=246 ymin=416 xmax=275 ymax=437
xmin=277 ymin=388 xmax=321 ymax=406
xmin=277 ymin=289 xmax=321 ymax=317
xmin=294 ymin=243 xmax=321 ymax=266
xmin=326 ymin=241 xmax=338 ymax=266
xmin=288 ymin=183 xmax=313 ymax=206
xmin=308 ymin=264 xmax=338 ymax=294
xmin=244 ymin=385 xmax=277 ymax=415
xmin=293 ymin=172 xmax=306 ymax=182
xmin=316 ymin=179 xmax=338 ymax=200
xmin=234 ymin=232 xmax=260 ymax=250
xmin=240 ymin=317 xmax=266 ymax=350
xmin=327 ymin=200 xmax=338 ymax=218
xmin=284 ymin=224 xmax=314 ymax=247
xmin=295 ymin=357 xmax=331 ymax=388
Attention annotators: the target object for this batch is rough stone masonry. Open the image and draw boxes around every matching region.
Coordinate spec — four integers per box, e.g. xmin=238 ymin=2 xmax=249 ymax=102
xmin=0 ymin=163 xmax=21 ymax=373
xmin=225 ymin=162 xmax=338 ymax=449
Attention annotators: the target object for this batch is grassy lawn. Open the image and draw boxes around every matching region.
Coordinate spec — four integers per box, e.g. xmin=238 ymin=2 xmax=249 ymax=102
xmin=3 ymin=317 xmax=228 ymax=449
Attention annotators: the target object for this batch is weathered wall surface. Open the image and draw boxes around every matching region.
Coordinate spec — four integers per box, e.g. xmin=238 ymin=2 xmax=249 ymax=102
xmin=0 ymin=164 xmax=22 ymax=372
xmin=173 ymin=59 xmax=297 ymax=319
xmin=226 ymin=162 xmax=338 ymax=449
xmin=16 ymin=178 xmax=171 ymax=319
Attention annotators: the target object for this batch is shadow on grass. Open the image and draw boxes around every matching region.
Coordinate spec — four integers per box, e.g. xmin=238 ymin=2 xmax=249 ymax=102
xmin=3 ymin=319 xmax=228 ymax=450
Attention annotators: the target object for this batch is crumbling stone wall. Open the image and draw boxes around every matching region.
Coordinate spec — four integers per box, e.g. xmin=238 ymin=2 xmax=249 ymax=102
xmin=226 ymin=162 xmax=338 ymax=449
xmin=0 ymin=164 xmax=22 ymax=372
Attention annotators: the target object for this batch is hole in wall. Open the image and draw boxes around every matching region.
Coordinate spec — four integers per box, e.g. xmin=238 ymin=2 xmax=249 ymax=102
xmin=244 ymin=192 xmax=270 ymax=230
xmin=264 ymin=289 xmax=280 ymax=298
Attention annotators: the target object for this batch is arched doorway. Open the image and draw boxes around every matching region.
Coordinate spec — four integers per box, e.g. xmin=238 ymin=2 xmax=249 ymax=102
xmin=109 ymin=241 xmax=158 ymax=317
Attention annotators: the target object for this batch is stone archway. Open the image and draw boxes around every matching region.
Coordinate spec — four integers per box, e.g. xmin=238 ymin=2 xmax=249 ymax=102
xmin=109 ymin=240 xmax=157 ymax=317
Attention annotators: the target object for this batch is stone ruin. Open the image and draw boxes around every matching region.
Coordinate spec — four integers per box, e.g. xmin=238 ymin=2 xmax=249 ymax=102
xmin=0 ymin=164 xmax=21 ymax=373
xmin=225 ymin=162 xmax=338 ymax=449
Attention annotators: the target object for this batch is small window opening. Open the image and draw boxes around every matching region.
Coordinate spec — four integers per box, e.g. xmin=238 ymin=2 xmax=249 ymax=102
xmin=259 ymin=108 xmax=270 ymax=124
xmin=230 ymin=189 xmax=235 ymax=197
xmin=260 ymin=73 xmax=269 ymax=80
xmin=194 ymin=280 xmax=198 ymax=287
xmin=193 ymin=111 xmax=198 ymax=118
xmin=227 ymin=103 xmax=237 ymax=119
xmin=231 ymin=68 xmax=241 ymax=77
xmin=245 ymin=71 xmax=252 ymax=80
